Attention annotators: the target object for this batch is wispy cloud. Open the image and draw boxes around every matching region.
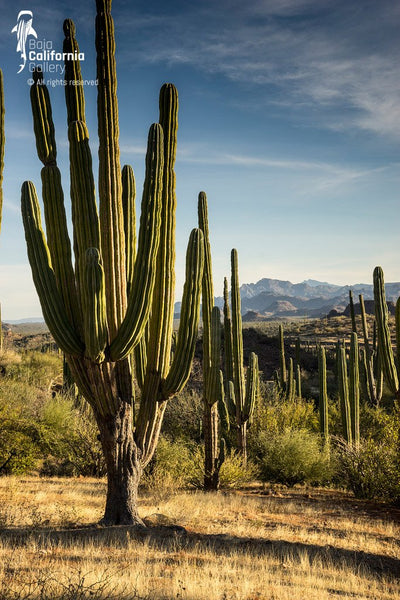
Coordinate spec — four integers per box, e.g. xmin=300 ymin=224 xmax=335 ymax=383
xmin=115 ymin=0 xmax=400 ymax=139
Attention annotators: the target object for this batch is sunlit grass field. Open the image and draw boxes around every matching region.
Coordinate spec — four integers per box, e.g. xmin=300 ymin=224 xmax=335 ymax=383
xmin=0 ymin=477 xmax=399 ymax=599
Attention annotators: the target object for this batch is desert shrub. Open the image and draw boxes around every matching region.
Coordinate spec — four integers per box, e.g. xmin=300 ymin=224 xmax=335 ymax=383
xmin=0 ymin=350 xmax=61 ymax=388
xmin=188 ymin=447 xmax=258 ymax=489
xmin=338 ymin=438 xmax=400 ymax=502
xmin=255 ymin=429 xmax=333 ymax=486
xmin=161 ymin=389 xmax=203 ymax=442
xmin=218 ymin=451 xmax=259 ymax=488
xmin=248 ymin=389 xmax=320 ymax=462
xmin=39 ymin=395 xmax=105 ymax=477
xmin=142 ymin=437 xmax=257 ymax=495
xmin=0 ymin=379 xmax=44 ymax=474
xmin=141 ymin=436 xmax=198 ymax=497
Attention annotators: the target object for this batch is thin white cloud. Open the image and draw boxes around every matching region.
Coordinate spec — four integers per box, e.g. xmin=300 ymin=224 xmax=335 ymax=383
xmin=116 ymin=1 xmax=400 ymax=139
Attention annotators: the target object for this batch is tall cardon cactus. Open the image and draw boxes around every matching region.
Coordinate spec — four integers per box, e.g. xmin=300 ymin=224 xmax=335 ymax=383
xmin=21 ymin=0 xmax=204 ymax=525
xmin=223 ymin=249 xmax=259 ymax=462
xmin=198 ymin=192 xmax=226 ymax=490
xmin=373 ymin=267 xmax=400 ymax=399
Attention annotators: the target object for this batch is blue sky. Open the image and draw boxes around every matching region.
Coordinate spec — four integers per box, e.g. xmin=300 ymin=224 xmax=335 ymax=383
xmin=0 ymin=0 xmax=399 ymax=319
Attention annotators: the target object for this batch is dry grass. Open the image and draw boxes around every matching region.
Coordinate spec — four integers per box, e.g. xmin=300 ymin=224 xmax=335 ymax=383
xmin=0 ymin=477 xmax=399 ymax=599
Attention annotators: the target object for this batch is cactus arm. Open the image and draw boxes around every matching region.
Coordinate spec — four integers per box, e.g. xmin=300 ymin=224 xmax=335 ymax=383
xmin=218 ymin=371 xmax=230 ymax=434
xmin=359 ymin=293 xmax=377 ymax=404
xmin=338 ymin=346 xmax=352 ymax=444
xmin=205 ymin=306 xmax=221 ymax=404
xmin=373 ymin=266 xmax=399 ymax=395
xmin=163 ymin=228 xmax=204 ymax=396
xmin=349 ymin=289 xmax=357 ymax=333
xmin=278 ymin=324 xmax=287 ymax=389
xmin=83 ymin=248 xmax=108 ymax=363
xmin=96 ymin=0 xmax=126 ymax=336
xmin=349 ymin=332 xmax=360 ymax=446
xmin=109 ymin=123 xmax=163 ymax=361
xmin=134 ymin=328 xmax=148 ymax=391
xmin=29 ymin=70 xmax=81 ymax=330
xmin=296 ymin=363 xmax=302 ymax=399
xmin=21 ymin=181 xmax=84 ymax=356
xmin=198 ymin=191 xmax=214 ymax=386
xmin=145 ymin=83 xmax=178 ymax=378
xmin=223 ymin=277 xmax=234 ymax=386
xmin=0 ymin=69 xmax=4 ymax=233
xmin=122 ymin=164 xmax=136 ymax=296
xmin=231 ymin=249 xmax=245 ymax=412
xmin=63 ymin=19 xmax=86 ymax=125
xmin=68 ymin=120 xmax=101 ymax=312
xmin=226 ymin=380 xmax=237 ymax=421
xmin=243 ymin=352 xmax=258 ymax=422
xmin=318 ymin=345 xmax=329 ymax=443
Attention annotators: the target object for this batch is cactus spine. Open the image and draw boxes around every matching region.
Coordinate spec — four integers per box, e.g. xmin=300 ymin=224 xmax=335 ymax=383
xmin=21 ymin=1 xmax=204 ymax=525
xmin=373 ymin=267 xmax=399 ymax=397
xmin=224 ymin=249 xmax=259 ymax=462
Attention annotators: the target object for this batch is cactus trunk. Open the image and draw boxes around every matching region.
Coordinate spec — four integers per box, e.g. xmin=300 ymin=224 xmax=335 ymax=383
xmin=97 ymin=403 xmax=143 ymax=526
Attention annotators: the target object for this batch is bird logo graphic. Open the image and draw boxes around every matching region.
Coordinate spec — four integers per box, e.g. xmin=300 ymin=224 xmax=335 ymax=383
xmin=11 ymin=10 xmax=38 ymax=73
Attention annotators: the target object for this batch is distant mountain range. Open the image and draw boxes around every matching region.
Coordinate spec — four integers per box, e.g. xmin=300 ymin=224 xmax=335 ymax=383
xmin=176 ymin=277 xmax=400 ymax=319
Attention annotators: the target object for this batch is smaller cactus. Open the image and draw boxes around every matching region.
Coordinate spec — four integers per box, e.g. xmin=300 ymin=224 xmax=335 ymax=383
xmin=278 ymin=324 xmax=287 ymax=389
xmin=373 ymin=266 xmax=399 ymax=397
xmin=349 ymin=332 xmax=360 ymax=446
xmin=338 ymin=346 xmax=352 ymax=444
xmin=318 ymin=345 xmax=329 ymax=445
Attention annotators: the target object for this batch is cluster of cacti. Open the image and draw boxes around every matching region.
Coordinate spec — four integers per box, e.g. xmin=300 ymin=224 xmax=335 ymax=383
xmin=20 ymin=0 xmax=204 ymax=525
xmin=223 ymin=249 xmax=259 ymax=462
xmin=198 ymin=192 xmax=226 ymax=490
xmin=373 ymin=267 xmax=400 ymax=399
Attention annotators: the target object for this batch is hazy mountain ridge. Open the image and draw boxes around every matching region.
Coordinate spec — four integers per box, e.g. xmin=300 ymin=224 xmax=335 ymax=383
xmin=212 ymin=277 xmax=400 ymax=318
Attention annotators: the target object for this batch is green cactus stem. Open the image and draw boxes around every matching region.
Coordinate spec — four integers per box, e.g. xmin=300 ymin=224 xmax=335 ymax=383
xmin=198 ymin=192 xmax=225 ymax=490
xmin=224 ymin=249 xmax=259 ymax=462
xmin=278 ymin=324 xmax=287 ymax=390
xmin=349 ymin=289 xmax=357 ymax=334
xmin=318 ymin=345 xmax=329 ymax=445
xmin=338 ymin=346 xmax=352 ymax=444
xmin=373 ymin=266 xmax=399 ymax=397
xmin=349 ymin=332 xmax=360 ymax=446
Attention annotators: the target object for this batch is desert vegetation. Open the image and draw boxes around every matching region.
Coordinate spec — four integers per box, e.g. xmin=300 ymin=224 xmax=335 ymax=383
xmin=0 ymin=1 xmax=400 ymax=598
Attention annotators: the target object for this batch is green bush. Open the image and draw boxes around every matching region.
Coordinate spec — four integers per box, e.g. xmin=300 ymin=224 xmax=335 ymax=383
xmin=255 ymin=429 xmax=333 ymax=486
xmin=39 ymin=395 xmax=105 ymax=477
xmin=338 ymin=438 xmax=400 ymax=502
